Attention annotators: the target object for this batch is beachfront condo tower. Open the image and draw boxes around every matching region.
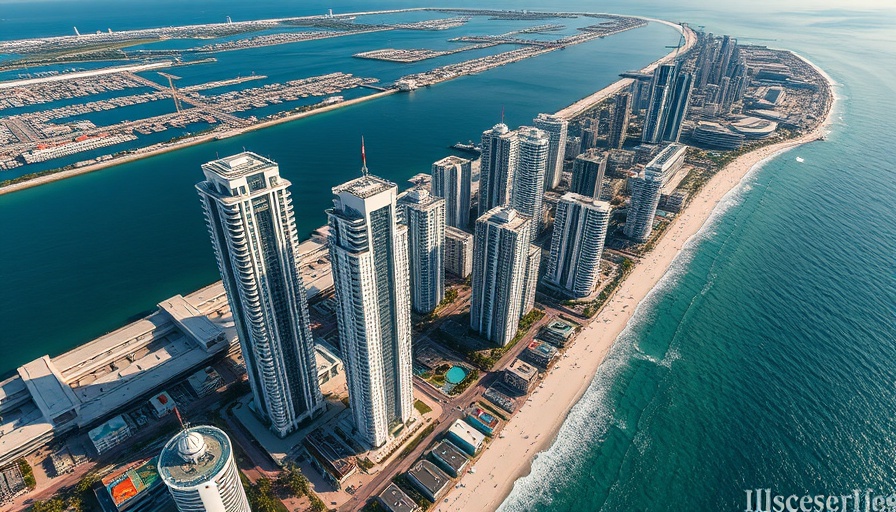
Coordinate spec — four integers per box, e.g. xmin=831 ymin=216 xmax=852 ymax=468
xmin=479 ymin=123 xmax=518 ymax=216
xmin=159 ymin=425 xmax=250 ymax=512
xmin=546 ymin=193 xmax=612 ymax=297
xmin=470 ymin=207 xmax=532 ymax=346
xmin=624 ymin=143 xmax=688 ymax=241
xmin=327 ymin=155 xmax=414 ymax=448
xmin=533 ymin=113 xmax=569 ymax=191
xmin=431 ymin=155 xmax=472 ymax=229
xmin=397 ymin=187 xmax=446 ymax=314
xmin=196 ymin=153 xmax=323 ymax=438
xmin=511 ymin=127 xmax=550 ymax=241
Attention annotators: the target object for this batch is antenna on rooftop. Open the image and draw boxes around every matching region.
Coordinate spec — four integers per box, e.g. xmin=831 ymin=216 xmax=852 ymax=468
xmin=501 ymin=105 xmax=505 ymax=124
xmin=361 ymin=136 xmax=369 ymax=177
xmin=174 ymin=406 xmax=187 ymax=430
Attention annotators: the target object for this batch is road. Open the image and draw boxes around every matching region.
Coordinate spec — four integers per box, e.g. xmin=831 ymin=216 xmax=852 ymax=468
xmin=339 ymin=293 xmax=558 ymax=511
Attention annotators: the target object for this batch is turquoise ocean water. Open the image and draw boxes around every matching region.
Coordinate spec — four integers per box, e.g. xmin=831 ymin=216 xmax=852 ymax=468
xmin=1 ymin=1 xmax=895 ymax=510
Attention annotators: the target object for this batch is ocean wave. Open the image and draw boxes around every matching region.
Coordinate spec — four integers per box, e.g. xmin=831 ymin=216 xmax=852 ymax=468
xmin=499 ymin=138 xmax=787 ymax=512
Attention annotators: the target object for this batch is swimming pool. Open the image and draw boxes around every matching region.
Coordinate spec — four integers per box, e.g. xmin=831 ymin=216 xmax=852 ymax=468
xmin=445 ymin=366 xmax=467 ymax=385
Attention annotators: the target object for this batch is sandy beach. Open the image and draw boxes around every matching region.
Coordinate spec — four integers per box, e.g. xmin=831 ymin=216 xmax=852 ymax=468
xmin=439 ymin=57 xmax=835 ymax=512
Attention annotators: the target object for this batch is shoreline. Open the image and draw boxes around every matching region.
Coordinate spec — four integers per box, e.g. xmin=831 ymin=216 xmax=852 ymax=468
xmin=0 ymin=11 xmax=683 ymax=197
xmin=555 ymin=16 xmax=695 ymax=120
xmin=440 ymin=52 xmax=836 ymax=512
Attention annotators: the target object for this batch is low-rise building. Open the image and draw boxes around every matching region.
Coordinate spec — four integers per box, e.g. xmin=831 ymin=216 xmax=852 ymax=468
xmin=88 ymin=415 xmax=132 ymax=455
xmin=503 ymin=359 xmax=539 ymax=395
xmin=148 ymin=392 xmax=175 ymax=419
xmin=428 ymin=440 xmax=469 ymax=478
xmin=303 ymin=429 xmax=357 ymax=490
xmin=465 ymin=407 xmax=500 ymax=437
xmin=377 ymin=483 xmax=420 ymax=512
xmin=0 ymin=282 xmax=235 ymax=468
xmin=537 ymin=319 xmax=577 ymax=348
xmin=445 ymin=419 xmax=485 ymax=456
xmin=94 ymin=457 xmax=170 ymax=512
xmin=186 ymin=367 xmax=223 ymax=398
xmin=524 ymin=341 xmax=559 ymax=369
xmin=314 ymin=342 xmax=343 ymax=385
xmin=406 ymin=459 xmax=452 ymax=503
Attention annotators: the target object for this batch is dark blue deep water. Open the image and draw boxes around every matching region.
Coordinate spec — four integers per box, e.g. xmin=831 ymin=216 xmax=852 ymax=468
xmin=1 ymin=1 xmax=895 ymax=510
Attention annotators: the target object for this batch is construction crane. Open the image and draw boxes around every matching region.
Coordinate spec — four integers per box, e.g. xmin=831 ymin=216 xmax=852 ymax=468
xmin=157 ymin=72 xmax=183 ymax=113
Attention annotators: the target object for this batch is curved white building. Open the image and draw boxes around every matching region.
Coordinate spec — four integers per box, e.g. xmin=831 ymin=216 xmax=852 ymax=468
xmin=159 ymin=426 xmax=250 ymax=512
xmin=624 ymin=144 xmax=687 ymax=241
xmin=479 ymin=123 xmax=518 ymax=216
xmin=532 ymin=113 xmax=568 ymax=191
xmin=196 ymin=153 xmax=324 ymax=438
xmin=511 ymin=127 xmax=549 ymax=241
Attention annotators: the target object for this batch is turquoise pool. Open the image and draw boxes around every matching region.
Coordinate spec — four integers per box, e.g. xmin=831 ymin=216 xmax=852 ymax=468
xmin=445 ymin=366 xmax=467 ymax=385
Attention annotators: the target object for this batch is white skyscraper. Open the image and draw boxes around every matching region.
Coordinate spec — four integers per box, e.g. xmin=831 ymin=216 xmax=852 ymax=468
xmin=159 ymin=426 xmax=250 ymax=512
xmin=327 ymin=153 xmax=413 ymax=448
xmin=624 ymin=143 xmax=687 ymax=241
xmin=479 ymin=123 xmax=518 ymax=216
xmin=196 ymin=153 xmax=323 ymax=438
xmin=431 ymin=156 xmax=472 ymax=229
xmin=546 ymin=193 xmax=611 ymax=297
xmin=533 ymin=113 xmax=568 ymax=191
xmin=511 ymin=127 xmax=549 ymax=241
xmin=470 ymin=207 xmax=531 ymax=346
xmin=397 ymin=188 xmax=446 ymax=314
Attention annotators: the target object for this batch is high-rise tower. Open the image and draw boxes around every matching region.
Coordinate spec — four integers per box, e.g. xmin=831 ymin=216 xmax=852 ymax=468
xmin=642 ymin=64 xmax=677 ymax=144
xmin=511 ymin=127 xmax=549 ymax=241
xmin=546 ymin=193 xmax=611 ymax=297
xmin=570 ymin=148 xmax=607 ymax=200
xmin=470 ymin=207 xmax=531 ymax=346
xmin=327 ymin=145 xmax=413 ymax=448
xmin=661 ymin=71 xmax=694 ymax=142
xmin=397 ymin=188 xmax=446 ymax=314
xmin=608 ymin=92 xmax=632 ymax=150
xmin=479 ymin=123 xmax=518 ymax=216
xmin=159 ymin=425 xmax=250 ymax=512
xmin=431 ymin=155 xmax=472 ymax=229
xmin=196 ymin=153 xmax=323 ymax=438
xmin=624 ymin=143 xmax=687 ymax=241
xmin=533 ymin=113 xmax=568 ymax=191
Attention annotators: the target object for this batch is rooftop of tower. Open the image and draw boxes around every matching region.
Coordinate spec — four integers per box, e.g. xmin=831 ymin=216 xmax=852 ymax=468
xmin=201 ymin=151 xmax=277 ymax=179
xmin=433 ymin=155 xmax=470 ymax=167
xmin=158 ymin=425 xmax=231 ymax=488
xmin=560 ymin=192 xmax=612 ymax=211
xmin=576 ymin=148 xmax=606 ymax=163
xmin=332 ymin=174 xmax=395 ymax=199
xmin=480 ymin=206 xmax=530 ymax=230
